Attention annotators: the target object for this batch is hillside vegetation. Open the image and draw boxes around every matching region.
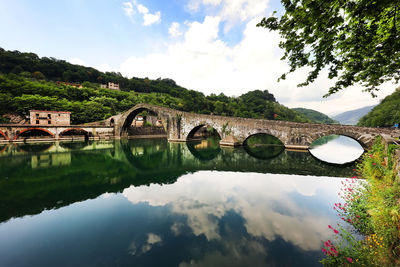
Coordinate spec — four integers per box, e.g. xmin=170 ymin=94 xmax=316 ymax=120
xmin=0 ymin=48 xmax=311 ymax=124
xmin=292 ymin=108 xmax=337 ymax=124
xmin=358 ymin=89 xmax=400 ymax=127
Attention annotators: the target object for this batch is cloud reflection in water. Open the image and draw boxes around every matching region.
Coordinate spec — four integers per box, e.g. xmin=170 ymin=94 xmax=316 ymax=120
xmin=309 ymin=136 xmax=364 ymax=164
xmin=123 ymin=171 xmax=343 ymax=255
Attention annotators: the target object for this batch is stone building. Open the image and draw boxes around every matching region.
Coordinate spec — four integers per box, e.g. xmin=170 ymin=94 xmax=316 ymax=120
xmin=30 ymin=110 xmax=71 ymax=126
xmin=100 ymin=82 xmax=120 ymax=90
xmin=108 ymin=82 xmax=120 ymax=90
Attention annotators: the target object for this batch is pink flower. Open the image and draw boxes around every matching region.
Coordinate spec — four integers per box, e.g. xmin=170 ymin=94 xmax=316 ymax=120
xmin=328 ymin=225 xmax=332 ymax=229
xmin=334 ymin=229 xmax=339 ymax=234
xmin=347 ymin=257 xmax=353 ymax=263
xmin=373 ymin=163 xmax=376 ymax=166
xmin=322 ymin=248 xmax=327 ymax=253
xmin=325 ymin=241 xmax=330 ymax=247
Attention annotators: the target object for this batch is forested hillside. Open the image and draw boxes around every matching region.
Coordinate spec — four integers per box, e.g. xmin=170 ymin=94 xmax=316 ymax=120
xmin=292 ymin=108 xmax=337 ymax=124
xmin=358 ymin=89 xmax=400 ymax=127
xmin=0 ymin=48 xmax=310 ymax=124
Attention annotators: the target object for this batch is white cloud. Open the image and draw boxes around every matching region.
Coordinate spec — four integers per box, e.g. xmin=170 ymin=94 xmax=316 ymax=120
xmin=136 ymin=3 xmax=149 ymax=14
xmin=127 ymin=233 xmax=162 ymax=255
xmin=123 ymin=171 xmax=343 ymax=250
xmin=97 ymin=63 xmax=113 ymax=73
xmin=142 ymin=11 xmax=161 ymax=26
xmin=169 ymin=22 xmax=183 ymax=37
xmin=119 ymin=13 xmax=395 ymax=115
xmin=187 ymin=0 xmax=269 ymax=31
xmin=69 ymin=58 xmax=85 ymax=66
xmin=141 ymin=233 xmax=162 ymax=253
xmin=122 ymin=1 xmax=161 ymax=26
xmin=136 ymin=2 xmax=161 ymax=26
xmin=122 ymin=2 xmax=134 ymax=18
xmin=119 ymin=16 xmax=287 ymax=99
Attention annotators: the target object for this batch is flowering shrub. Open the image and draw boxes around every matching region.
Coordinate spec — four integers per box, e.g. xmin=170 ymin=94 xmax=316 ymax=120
xmin=321 ymin=137 xmax=400 ymax=266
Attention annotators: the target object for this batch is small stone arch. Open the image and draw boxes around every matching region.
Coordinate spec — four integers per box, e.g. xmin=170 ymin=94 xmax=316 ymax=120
xmin=242 ymin=132 xmax=284 ymax=146
xmin=60 ymin=128 xmax=91 ymax=141
xmin=310 ymin=131 xmax=368 ymax=150
xmin=14 ymin=128 xmax=55 ymax=140
xmin=186 ymin=124 xmax=222 ymax=141
xmin=110 ymin=118 xmax=115 ymax=127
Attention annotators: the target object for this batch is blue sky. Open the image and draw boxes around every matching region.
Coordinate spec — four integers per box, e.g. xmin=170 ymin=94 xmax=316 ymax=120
xmin=0 ymin=0 xmax=393 ymax=114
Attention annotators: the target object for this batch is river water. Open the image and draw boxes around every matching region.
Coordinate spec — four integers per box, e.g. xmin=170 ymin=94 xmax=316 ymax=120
xmin=0 ymin=137 xmax=363 ymax=267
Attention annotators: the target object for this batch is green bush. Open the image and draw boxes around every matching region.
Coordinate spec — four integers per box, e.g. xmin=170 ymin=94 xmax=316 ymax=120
xmin=322 ymin=137 xmax=400 ymax=266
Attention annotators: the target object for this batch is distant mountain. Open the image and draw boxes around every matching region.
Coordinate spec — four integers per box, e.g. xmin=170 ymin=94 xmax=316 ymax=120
xmin=292 ymin=108 xmax=337 ymax=124
xmin=333 ymin=105 xmax=376 ymax=125
xmin=358 ymin=89 xmax=400 ymax=127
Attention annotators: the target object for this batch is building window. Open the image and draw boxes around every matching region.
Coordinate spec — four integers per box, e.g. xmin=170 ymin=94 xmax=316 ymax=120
xmin=48 ymin=120 xmax=51 ymax=124
xmin=36 ymin=113 xmax=39 ymax=118
xmin=48 ymin=114 xmax=51 ymax=119
xmin=36 ymin=120 xmax=39 ymax=124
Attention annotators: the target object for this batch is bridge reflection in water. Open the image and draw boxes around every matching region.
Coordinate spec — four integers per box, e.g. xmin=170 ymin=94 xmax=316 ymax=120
xmin=0 ymin=138 xmax=355 ymax=223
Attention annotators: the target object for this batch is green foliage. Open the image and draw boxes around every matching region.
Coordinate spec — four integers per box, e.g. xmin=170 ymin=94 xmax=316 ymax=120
xmin=292 ymin=108 xmax=337 ymax=124
xmin=206 ymin=90 xmax=311 ymax=122
xmin=258 ymin=1 xmax=400 ymax=96
xmin=245 ymin=134 xmax=283 ymax=146
xmin=0 ymin=47 xmax=321 ymax=124
xmin=322 ymin=137 xmax=400 ymax=266
xmin=0 ymin=74 xmax=184 ymax=124
xmin=0 ymin=73 xmax=313 ymax=124
xmin=0 ymin=47 xmax=199 ymax=95
xmin=358 ymin=88 xmax=400 ymax=127
xmin=310 ymin=135 xmax=338 ymax=147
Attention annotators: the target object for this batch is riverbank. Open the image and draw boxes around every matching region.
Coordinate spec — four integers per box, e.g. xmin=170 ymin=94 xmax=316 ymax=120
xmin=321 ymin=137 xmax=400 ymax=266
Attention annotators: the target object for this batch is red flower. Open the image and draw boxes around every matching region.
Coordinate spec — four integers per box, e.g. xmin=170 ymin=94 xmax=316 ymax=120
xmin=347 ymin=257 xmax=353 ymax=263
xmin=328 ymin=225 xmax=332 ymax=229
xmin=334 ymin=229 xmax=339 ymax=234
xmin=373 ymin=163 xmax=376 ymax=166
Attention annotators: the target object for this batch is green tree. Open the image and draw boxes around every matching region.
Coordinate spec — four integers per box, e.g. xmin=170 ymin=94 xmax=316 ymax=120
xmin=258 ymin=1 xmax=400 ymax=96
xmin=32 ymin=71 xmax=45 ymax=80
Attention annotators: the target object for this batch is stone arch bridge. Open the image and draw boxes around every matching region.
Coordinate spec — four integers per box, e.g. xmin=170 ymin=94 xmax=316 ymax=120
xmin=108 ymin=103 xmax=400 ymax=150
xmin=0 ymin=125 xmax=114 ymax=142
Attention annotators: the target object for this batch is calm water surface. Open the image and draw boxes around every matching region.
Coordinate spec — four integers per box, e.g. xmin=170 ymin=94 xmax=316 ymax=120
xmin=309 ymin=135 xmax=364 ymax=164
xmin=0 ymin=138 xmax=358 ymax=267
